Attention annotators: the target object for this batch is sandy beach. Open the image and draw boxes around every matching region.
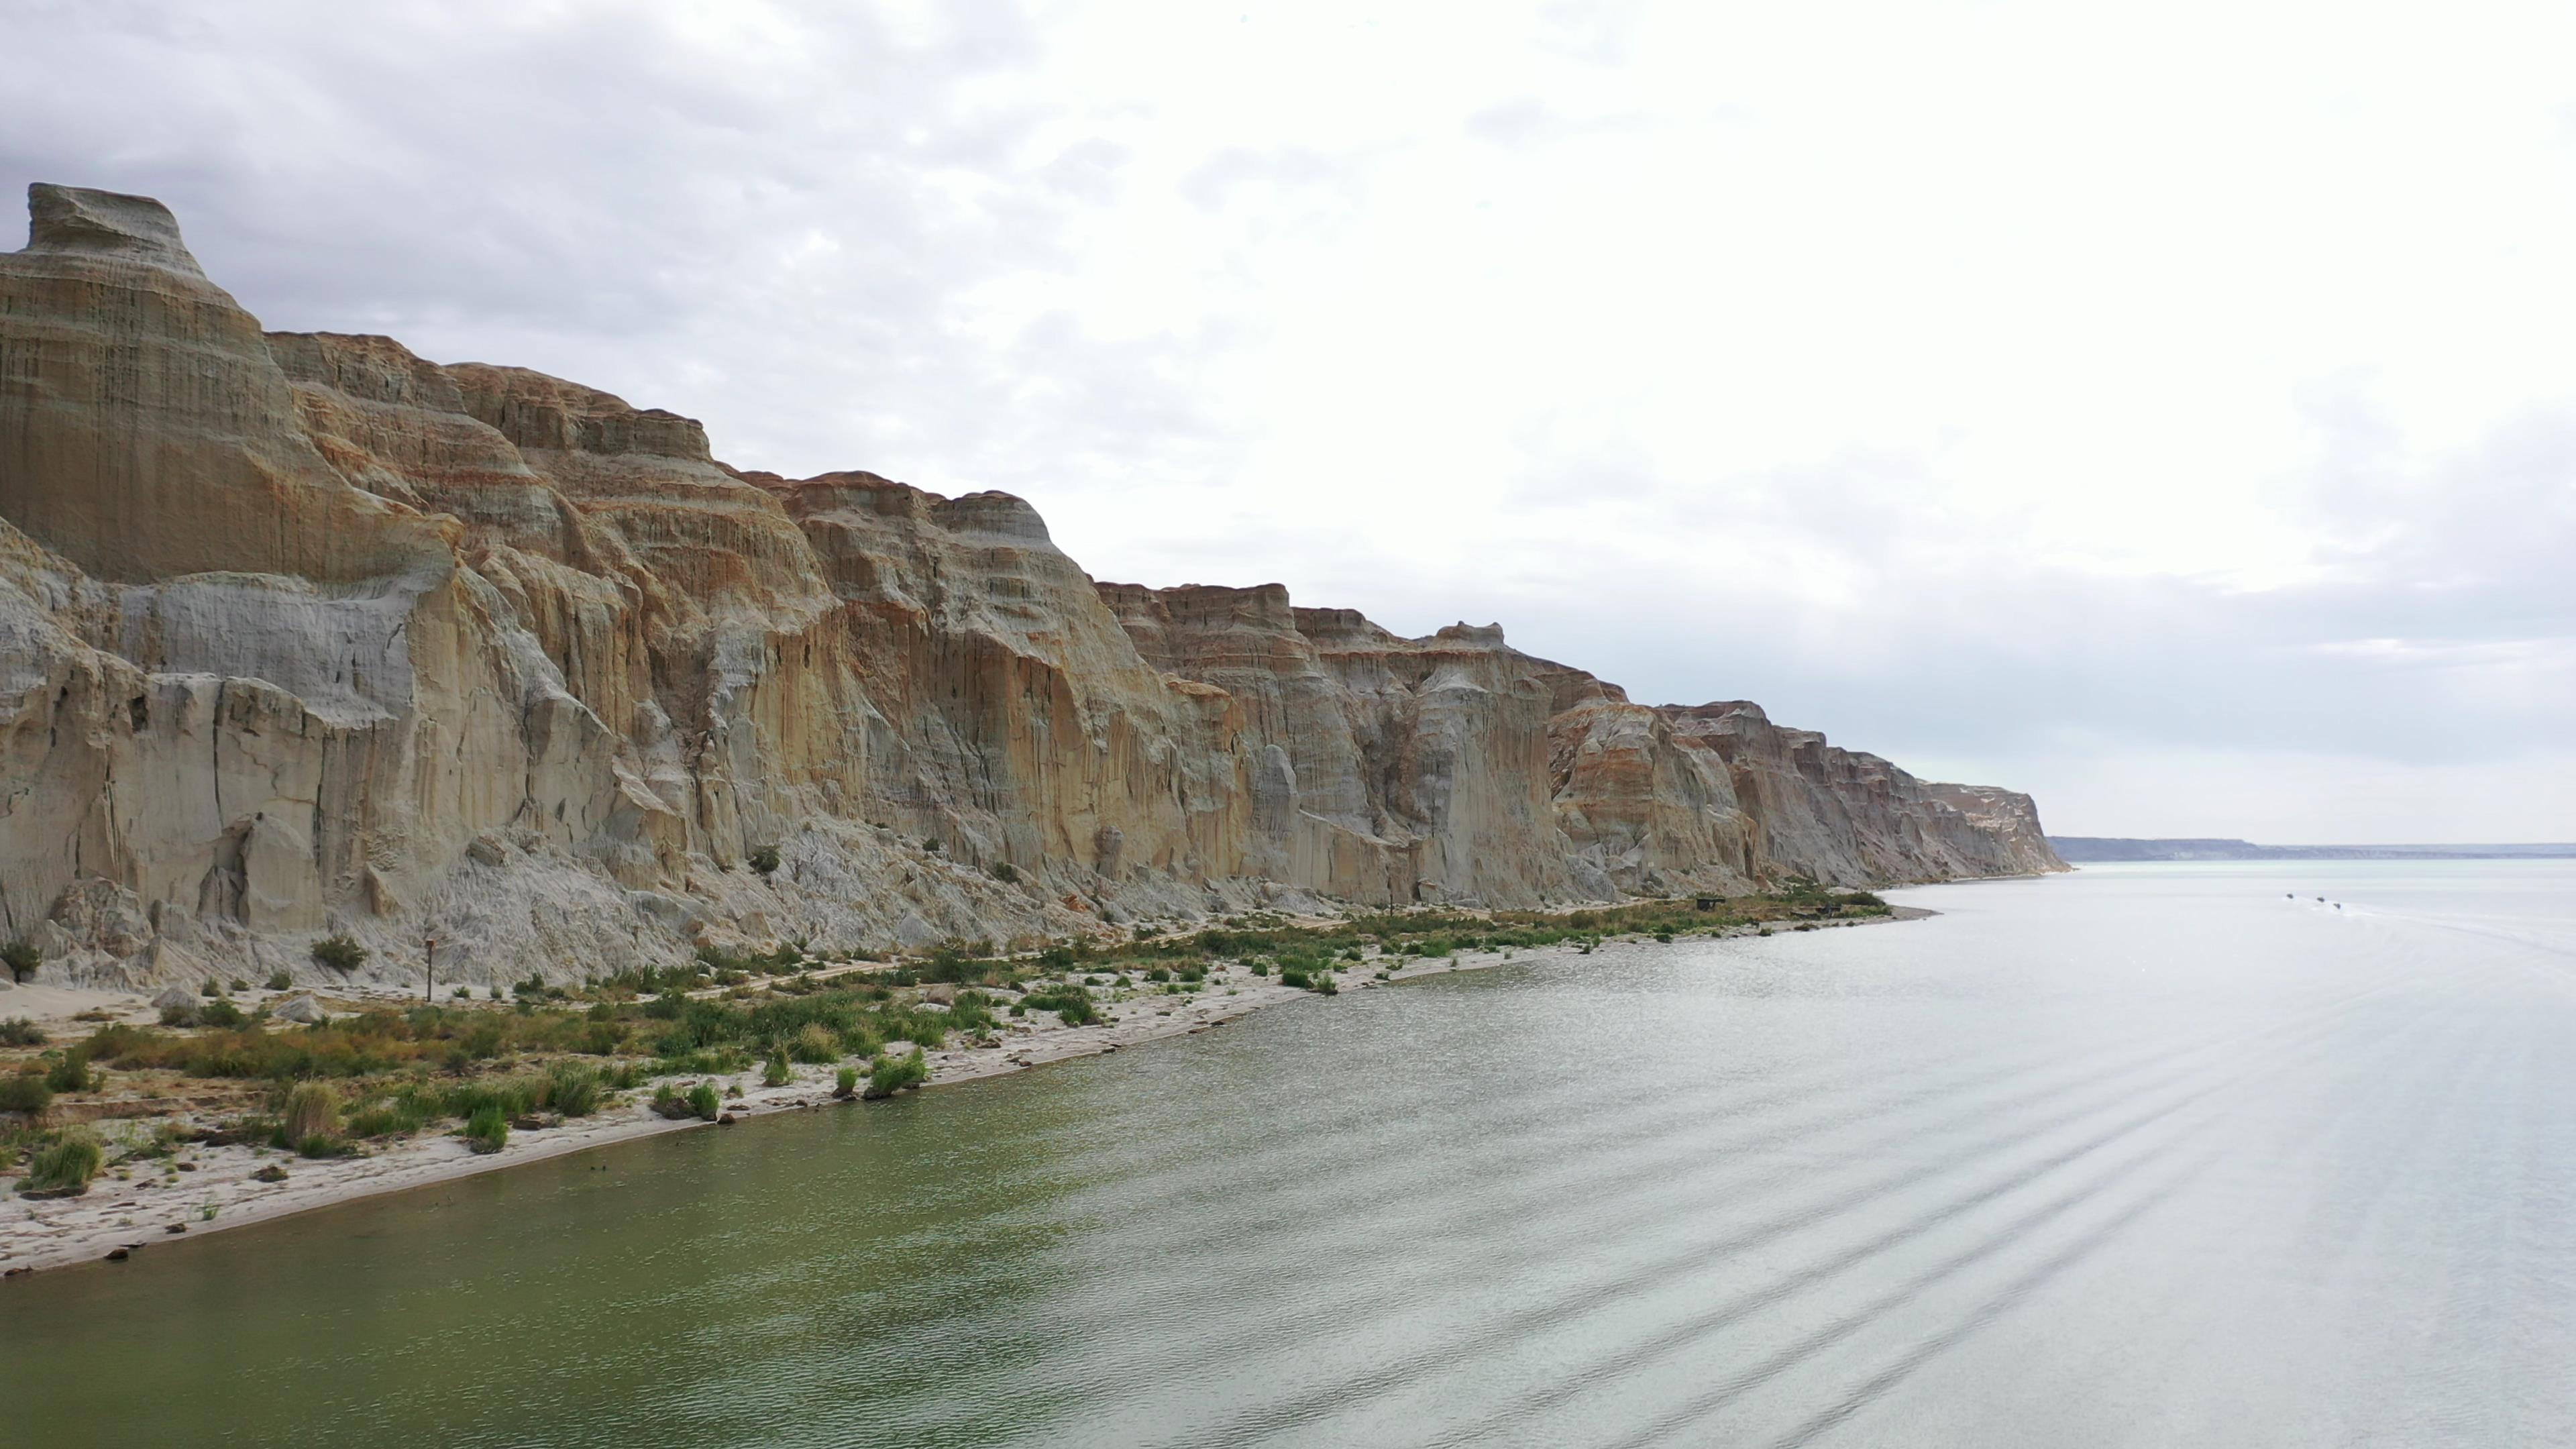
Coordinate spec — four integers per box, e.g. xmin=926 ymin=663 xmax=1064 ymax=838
xmin=1 ymin=910 xmax=1924 ymax=1277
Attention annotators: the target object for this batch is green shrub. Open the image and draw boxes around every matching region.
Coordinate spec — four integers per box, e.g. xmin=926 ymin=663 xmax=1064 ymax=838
xmin=686 ymin=1082 xmax=722 ymax=1121
xmin=199 ymin=998 xmax=247 ymax=1030
xmin=2 ymin=939 xmax=41 ymax=983
xmin=863 ymin=1048 xmax=928 ymax=1099
xmin=651 ymin=1082 xmax=689 ymax=1120
xmin=545 ymin=1061 xmax=602 ymax=1118
xmin=264 ymin=971 xmax=292 ymax=991
xmin=462 ymin=1104 xmax=508 ymax=1154
xmin=345 ymin=1097 xmax=433 ymax=1139
xmin=748 ymin=845 xmax=781 ymax=877
xmin=947 ymin=991 xmax=1001 ymax=1032
xmin=311 ymin=934 xmax=368 ymax=974
xmin=460 ymin=1020 xmax=506 ymax=1061
xmin=439 ymin=1076 xmax=545 ymax=1122
xmin=1022 ymin=989 xmax=1098 ymax=1026
xmin=762 ymin=1052 xmax=792 ymax=1088
xmin=18 ymin=1130 xmax=102 ymax=1195
xmin=38 ymin=1053 xmax=91 ymax=1094
xmin=788 ymin=1022 xmax=841 ymax=1064
xmin=987 ymin=860 xmax=1018 ymax=883
xmin=0 ymin=1018 xmax=43 ymax=1047
xmin=0 ymin=1070 xmax=52 ymax=1116
xmin=834 ymin=1066 xmax=859 ymax=1099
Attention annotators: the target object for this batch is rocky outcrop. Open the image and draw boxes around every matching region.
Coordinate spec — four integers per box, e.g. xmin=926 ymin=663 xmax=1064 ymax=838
xmin=0 ymin=184 xmax=2063 ymax=989
xmin=1095 ymin=587 xmax=2063 ymax=902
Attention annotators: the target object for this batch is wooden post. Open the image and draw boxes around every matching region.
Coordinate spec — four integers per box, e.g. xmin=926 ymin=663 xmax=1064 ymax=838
xmin=424 ymin=933 xmax=438 ymax=1002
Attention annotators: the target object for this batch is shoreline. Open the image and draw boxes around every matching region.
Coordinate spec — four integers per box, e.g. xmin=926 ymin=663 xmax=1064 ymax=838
xmin=2 ymin=907 xmax=1931 ymax=1280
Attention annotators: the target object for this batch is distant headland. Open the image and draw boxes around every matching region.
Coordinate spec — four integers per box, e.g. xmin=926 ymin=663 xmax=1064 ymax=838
xmin=2049 ymin=839 xmax=2576 ymax=863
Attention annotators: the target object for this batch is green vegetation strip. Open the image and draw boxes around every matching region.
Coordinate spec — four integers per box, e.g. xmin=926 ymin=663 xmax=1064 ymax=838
xmin=3 ymin=887 xmax=1886 ymax=1192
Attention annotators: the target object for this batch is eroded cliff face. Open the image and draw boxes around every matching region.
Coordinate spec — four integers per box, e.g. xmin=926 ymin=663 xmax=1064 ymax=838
xmin=0 ymin=185 xmax=2062 ymax=989
xmin=1095 ymin=587 xmax=2062 ymax=904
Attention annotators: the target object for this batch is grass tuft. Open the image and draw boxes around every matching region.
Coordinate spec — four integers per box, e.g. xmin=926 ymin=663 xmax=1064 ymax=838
xmin=462 ymin=1104 xmax=508 ymax=1154
xmin=686 ymin=1082 xmax=722 ymax=1120
xmin=276 ymin=1081 xmax=341 ymax=1151
xmin=545 ymin=1061 xmax=602 ymax=1118
xmin=17 ymin=1130 xmax=102 ymax=1196
xmin=862 ymin=1048 xmax=928 ymax=1100
xmin=0 ymin=1069 xmax=52 ymax=1116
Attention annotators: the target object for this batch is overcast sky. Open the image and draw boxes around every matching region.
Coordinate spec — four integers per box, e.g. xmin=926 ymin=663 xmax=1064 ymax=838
xmin=7 ymin=0 xmax=2572 ymax=842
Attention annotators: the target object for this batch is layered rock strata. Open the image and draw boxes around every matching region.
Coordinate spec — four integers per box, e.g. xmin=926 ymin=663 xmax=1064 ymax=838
xmin=0 ymin=184 xmax=2063 ymax=989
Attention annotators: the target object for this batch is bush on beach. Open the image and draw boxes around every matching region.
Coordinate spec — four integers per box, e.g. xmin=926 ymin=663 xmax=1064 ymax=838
xmin=44 ymin=1053 xmax=95 ymax=1093
xmin=462 ymin=1104 xmax=508 ymax=1154
xmin=17 ymin=1130 xmax=102 ymax=1196
xmin=276 ymin=1081 xmax=341 ymax=1152
xmin=0 ymin=1069 xmax=53 ymax=1116
xmin=863 ymin=1049 xmax=928 ymax=1100
xmin=545 ymin=1061 xmax=602 ymax=1118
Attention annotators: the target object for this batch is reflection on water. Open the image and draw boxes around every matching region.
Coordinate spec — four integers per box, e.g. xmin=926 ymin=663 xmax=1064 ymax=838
xmin=7 ymin=861 xmax=2575 ymax=1447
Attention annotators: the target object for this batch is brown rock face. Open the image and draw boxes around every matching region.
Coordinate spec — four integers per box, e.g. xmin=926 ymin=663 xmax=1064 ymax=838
xmin=1095 ymin=588 xmax=2064 ymax=903
xmin=0 ymin=185 xmax=2063 ymax=987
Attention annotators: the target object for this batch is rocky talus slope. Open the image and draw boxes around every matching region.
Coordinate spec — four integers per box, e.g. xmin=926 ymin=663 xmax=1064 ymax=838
xmin=0 ymin=185 xmax=2063 ymax=990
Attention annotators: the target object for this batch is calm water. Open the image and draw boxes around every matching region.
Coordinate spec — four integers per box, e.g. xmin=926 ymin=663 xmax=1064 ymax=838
xmin=7 ymin=861 xmax=2576 ymax=1448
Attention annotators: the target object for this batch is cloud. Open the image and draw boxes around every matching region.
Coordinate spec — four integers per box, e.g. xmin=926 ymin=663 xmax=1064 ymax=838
xmin=1178 ymin=147 xmax=1354 ymax=209
xmin=4 ymin=0 xmax=2571 ymax=841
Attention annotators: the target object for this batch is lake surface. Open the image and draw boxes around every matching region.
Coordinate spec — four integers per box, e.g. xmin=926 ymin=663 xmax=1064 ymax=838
xmin=8 ymin=861 xmax=2576 ymax=1447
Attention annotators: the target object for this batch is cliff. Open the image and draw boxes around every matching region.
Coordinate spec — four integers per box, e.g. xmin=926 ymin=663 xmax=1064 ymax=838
xmin=0 ymin=184 xmax=2063 ymax=989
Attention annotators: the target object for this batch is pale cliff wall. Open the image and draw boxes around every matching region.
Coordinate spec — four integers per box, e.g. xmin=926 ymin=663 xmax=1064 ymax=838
xmin=1095 ymin=586 xmax=2063 ymax=903
xmin=0 ymin=185 xmax=2062 ymax=990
